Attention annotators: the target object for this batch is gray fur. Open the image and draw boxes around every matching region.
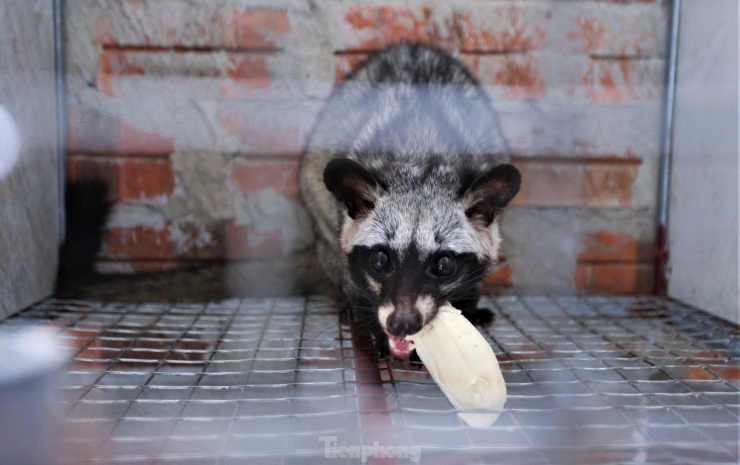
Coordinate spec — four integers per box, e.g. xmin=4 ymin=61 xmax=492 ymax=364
xmin=300 ymin=43 xmax=513 ymax=307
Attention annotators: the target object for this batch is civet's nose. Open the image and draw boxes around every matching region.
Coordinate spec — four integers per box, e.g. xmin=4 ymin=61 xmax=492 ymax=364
xmin=386 ymin=306 xmax=423 ymax=337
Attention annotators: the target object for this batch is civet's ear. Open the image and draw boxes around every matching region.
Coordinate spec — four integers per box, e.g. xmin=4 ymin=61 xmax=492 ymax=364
xmin=464 ymin=164 xmax=521 ymax=227
xmin=324 ymin=158 xmax=379 ymax=219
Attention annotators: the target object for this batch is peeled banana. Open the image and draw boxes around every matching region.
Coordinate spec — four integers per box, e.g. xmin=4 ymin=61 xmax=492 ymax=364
xmin=406 ymin=303 xmax=506 ymax=428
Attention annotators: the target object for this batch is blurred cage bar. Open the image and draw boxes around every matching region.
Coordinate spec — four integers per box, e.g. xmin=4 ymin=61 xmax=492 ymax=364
xmin=0 ymin=294 xmax=736 ymax=464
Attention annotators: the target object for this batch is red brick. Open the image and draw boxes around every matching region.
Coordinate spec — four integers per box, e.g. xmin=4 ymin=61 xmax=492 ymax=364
xmin=565 ymin=4 xmax=666 ymax=57
xmin=57 ymin=327 xmax=107 ymax=369
xmin=68 ymin=103 xmax=175 ymax=155
xmin=333 ymin=5 xmax=432 ymax=51
xmin=99 ymin=49 xmax=145 ymax=76
xmin=220 ymin=55 xmax=275 ymax=98
xmin=231 ymin=158 xmax=300 ymax=199
xmin=464 ymin=53 xmax=545 ymax=100
xmin=575 ymin=262 xmax=653 ymax=294
xmin=225 ymin=222 xmax=284 ymax=260
xmin=569 ymin=16 xmax=607 ymax=54
xmin=512 ymin=158 xmax=641 ymax=208
xmin=226 ymin=54 xmax=270 ymax=80
xmin=576 ymin=230 xmax=655 ymax=294
xmin=108 ymin=49 xmax=224 ymax=77
xmin=93 ymin=74 xmax=134 ymax=99
xmin=331 ymin=4 xmax=547 ymax=53
xmin=98 ymin=68 xmax=222 ymax=100
xmin=67 ymin=155 xmax=175 ymax=203
xmin=685 ymin=365 xmax=739 ymax=382
xmin=569 ymin=57 xmax=664 ymax=104
xmin=170 ymin=220 xmax=225 ymax=260
xmin=94 ymin=50 xmax=283 ymax=99
xmin=93 ymin=5 xmax=223 ymax=48
xmin=92 ymin=15 xmax=116 ymax=48
xmin=483 ymin=262 xmax=513 ymax=289
xmin=337 ymin=53 xmax=546 ymax=100
xmin=684 ymin=353 xmax=740 ymax=381
xmin=93 ymin=4 xmax=289 ymax=50
xmin=578 ymin=231 xmax=654 ymax=263
xmin=66 ymin=155 xmax=119 ymax=201
xmin=217 ymin=106 xmax=307 ymax=156
xmin=102 ymin=224 xmax=175 ymax=261
xmin=118 ymin=158 xmax=175 ymax=201
xmin=117 ymin=118 xmax=176 ymax=156
xmin=95 ymin=76 xmax=129 ymax=99
xmin=453 ymin=5 xmax=547 ymax=53
xmin=229 ymin=9 xmax=290 ymax=49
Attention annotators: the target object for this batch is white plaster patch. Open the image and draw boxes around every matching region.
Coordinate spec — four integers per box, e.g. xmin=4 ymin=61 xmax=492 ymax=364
xmin=168 ymin=151 xmax=233 ymax=222
xmin=106 ymin=205 xmax=168 ymax=229
xmin=170 ymin=221 xmax=214 ymax=255
xmin=234 ymin=189 xmax=315 ymax=255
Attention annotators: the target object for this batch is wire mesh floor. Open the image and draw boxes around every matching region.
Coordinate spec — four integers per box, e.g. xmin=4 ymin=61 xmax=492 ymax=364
xmin=1 ymin=295 xmax=738 ymax=464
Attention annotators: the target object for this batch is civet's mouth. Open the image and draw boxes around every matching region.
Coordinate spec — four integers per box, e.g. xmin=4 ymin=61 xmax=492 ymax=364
xmin=387 ymin=334 xmax=416 ymax=358
xmin=379 ymin=296 xmax=438 ymax=358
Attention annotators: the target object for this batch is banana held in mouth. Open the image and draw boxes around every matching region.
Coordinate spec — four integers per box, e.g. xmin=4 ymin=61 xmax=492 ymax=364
xmin=406 ymin=303 xmax=507 ymax=428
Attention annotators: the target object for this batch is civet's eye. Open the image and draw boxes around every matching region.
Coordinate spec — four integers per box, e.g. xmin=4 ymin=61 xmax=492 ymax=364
xmin=432 ymin=255 xmax=456 ymax=277
xmin=370 ymin=249 xmax=391 ymax=273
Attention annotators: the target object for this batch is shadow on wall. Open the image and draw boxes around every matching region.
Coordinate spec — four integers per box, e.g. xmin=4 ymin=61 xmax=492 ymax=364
xmin=55 ymin=177 xmax=334 ymax=301
xmin=57 ymin=179 xmax=112 ymax=289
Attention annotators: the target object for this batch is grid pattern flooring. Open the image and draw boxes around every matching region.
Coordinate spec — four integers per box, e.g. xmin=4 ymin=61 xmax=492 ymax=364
xmin=1 ymin=295 xmax=738 ymax=464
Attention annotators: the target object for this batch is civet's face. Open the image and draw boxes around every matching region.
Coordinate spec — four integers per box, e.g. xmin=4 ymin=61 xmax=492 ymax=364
xmin=324 ymin=158 xmax=520 ymax=357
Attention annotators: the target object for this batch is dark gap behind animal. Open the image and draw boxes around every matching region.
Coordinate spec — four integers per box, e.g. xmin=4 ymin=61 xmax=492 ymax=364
xmin=56 ymin=179 xmax=112 ymax=294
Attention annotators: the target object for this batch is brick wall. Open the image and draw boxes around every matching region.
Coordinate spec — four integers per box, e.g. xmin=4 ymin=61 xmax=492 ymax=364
xmin=65 ymin=0 xmax=667 ymax=294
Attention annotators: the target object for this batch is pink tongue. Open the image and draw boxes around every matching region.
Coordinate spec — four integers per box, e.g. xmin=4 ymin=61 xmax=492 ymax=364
xmin=388 ymin=335 xmax=415 ymax=357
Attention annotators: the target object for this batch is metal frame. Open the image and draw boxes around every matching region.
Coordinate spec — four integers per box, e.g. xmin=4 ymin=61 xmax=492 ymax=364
xmin=655 ymin=0 xmax=683 ymax=294
xmin=53 ymin=0 xmax=67 ymax=245
xmin=2 ymin=294 xmax=737 ymax=464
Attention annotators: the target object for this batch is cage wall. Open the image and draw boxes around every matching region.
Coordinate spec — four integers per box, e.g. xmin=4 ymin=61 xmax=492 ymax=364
xmin=0 ymin=1 xmax=60 ymax=317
